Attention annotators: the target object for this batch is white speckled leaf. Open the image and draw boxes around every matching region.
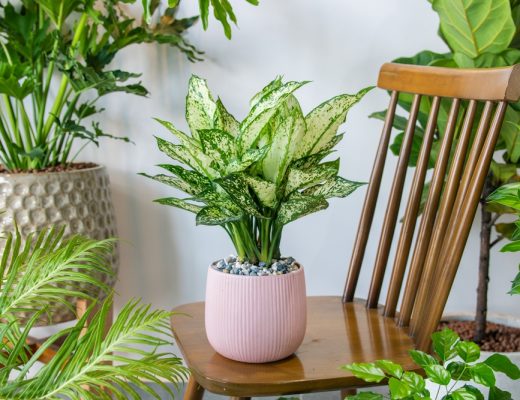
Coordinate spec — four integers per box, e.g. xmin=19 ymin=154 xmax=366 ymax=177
xmin=262 ymin=98 xmax=306 ymax=185
xmin=244 ymin=175 xmax=277 ymax=208
xmin=214 ymin=99 xmax=240 ymax=137
xmin=303 ymin=176 xmax=365 ymax=199
xmin=198 ymin=128 xmax=237 ymax=166
xmin=285 ymin=160 xmax=339 ymax=195
xmin=154 ymin=118 xmax=200 ymax=148
xmin=186 ymin=75 xmax=217 ymax=140
xmin=249 ymin=76 xmax=283 ymax=108
xmin=156 ymin=137 xmax=218 ymax=178
xmin=217 ymin=174 xmax=263 ymax=217
xmin=277 ymin=192 xmax=329 ymax=225
xmin=154 ymin=197 xmax=202 ymax=214
xmin=295 ymin=87 xmax=372 ymax=158
xmin=157 ymin=164 xmax=211 ymax=194
xmin=194 ymin=189 xmax=243 ymax=214
xmin=239 ymin=80 xmax=309 ymax=154
xmin=196 ymin=206 xmax=243 ymax=225
xmin=291 ymin=150 xmax=334 ymax=170
xmin=226 ymin=146 xmax=269 ymax=174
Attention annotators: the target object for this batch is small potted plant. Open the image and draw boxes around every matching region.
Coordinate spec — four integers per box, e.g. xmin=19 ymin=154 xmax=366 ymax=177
xmin=0 ymin=0 xmax=256 ymax=323
xmin=343 ymin=328 xmax=519 ymax=399
xmin=144 ymin=75 xmax=370 ymax=362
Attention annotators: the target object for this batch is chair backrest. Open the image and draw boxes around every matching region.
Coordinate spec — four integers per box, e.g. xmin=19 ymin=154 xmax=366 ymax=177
xmin=343 ymin=63 xmax=520 ymax=351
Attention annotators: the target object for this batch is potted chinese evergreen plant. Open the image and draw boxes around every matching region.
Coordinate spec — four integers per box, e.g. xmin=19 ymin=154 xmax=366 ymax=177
xmin=370 ymin=0 xmax=520 ymax=354
xmin=0 ymin=227 xmax=188 ymax=399
xmin=0 ymin=0 xmax=257 ymax=323
xmin=143 ymin=76 xmax=370 ymax=363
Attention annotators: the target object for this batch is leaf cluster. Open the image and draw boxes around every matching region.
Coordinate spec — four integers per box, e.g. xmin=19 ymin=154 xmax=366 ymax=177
xmin=0 ymin=227 xmax=188 ymax=399
xmin=144 ymin=75 xmax=371 ymax=264
xmin=342 ymin=328 xmax=520 ymax=400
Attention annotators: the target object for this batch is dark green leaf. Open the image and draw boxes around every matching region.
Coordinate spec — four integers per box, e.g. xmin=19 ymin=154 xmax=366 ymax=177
xmin=375 ymin=359 xmax=403 ymax=379
xmin=276 ymin=193 xmax=328 ymax=225
xmin=488 ymin=386 xmax=512 ymax=400
xmin=456 ymin=341 xmax=480 ymax=363
xmin=425 ymin=364 xmax=451 ymax=385
xmin=469 ymin=363 xmax=496 ymax=387
xmin=409 ymin=349 xmax=438 ymax=368
xmin=484 ymin=353 xmax=520 ymax=379
xmin=432 ymin=328 xmax=460 ymax=362
xmin=447 ymin=361 xmax=472 ymax=381
xmin=388 ymin=377 xmax=412 ymax=398
xmin=196 ymin=205 xmax=242 ymax=225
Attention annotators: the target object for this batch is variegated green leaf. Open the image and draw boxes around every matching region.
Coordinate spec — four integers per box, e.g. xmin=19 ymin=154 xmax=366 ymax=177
xmin=277 ymin=193 xmax=329 ymax=225
xmin=196 ymin=206 xmax=242 ymax=225
xmin=154 ymin=118 xmax=199 ymax=148
xmin=239 ymin=80 xmax=309 ymax=154
xmin=194 ymin=189 xmax=243 ymax=214
xmin=157 ymin=164 xmax=211 ymax=194
xmin=154 ymin=197 xmax=202 ymax=213
xmin=217 ymin=174 xmax=263 ymax=217
xmin=198 ymin=128 xmax=237 ymax=165
xmin=226 ymin=146 xmax=269 ymax=174
xmin=156 ymin=137 xmax=218 ymax=178
xmin=320 ymin=132 xmax=344 ymax=152
xmin=186 ymin=75 xmax=217 ymax=140
xmin=140 ymin=173 xmax=196 ymax=195
xmin=303 ymin=176 xmax=365 ymax=199
xmin=285 ymin=160 xmax=339 ymax=195
xmin=291 ymin=150 xmax=334 ymax=169
xmin=250 ymin=76 xmax=283 ymax=108
xmin=214 ymin=99 xmax=240 ymax=137
xmin=295 ymin=87 xmax=373 ymax=158
xmin=262 ymin=99 xmax=306 ymax=184
xmin=244 ymin=175 xmax=278 ymax=208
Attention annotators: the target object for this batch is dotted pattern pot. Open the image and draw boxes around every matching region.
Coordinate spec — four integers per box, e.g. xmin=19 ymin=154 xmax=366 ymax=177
xmin=0 ymin=165 xmax=118 ymax=324
xmin=205 ymin=263 xmax=307 ymax=363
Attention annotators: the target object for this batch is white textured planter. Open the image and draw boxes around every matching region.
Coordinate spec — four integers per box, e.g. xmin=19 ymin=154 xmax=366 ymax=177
xmin=0 ymin=165 xmax=119 ymax=324
xmin=426 ymin=313 xmax=520 ymax=395
xmin=205 ymin=263 xmax=307 ymax=363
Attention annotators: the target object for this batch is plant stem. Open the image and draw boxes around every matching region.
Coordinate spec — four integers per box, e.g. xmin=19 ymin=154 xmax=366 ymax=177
xmin=475 ymin=175 xmax=494 ymax=343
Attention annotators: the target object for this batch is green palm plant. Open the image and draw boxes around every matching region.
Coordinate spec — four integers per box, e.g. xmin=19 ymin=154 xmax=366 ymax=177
xmin=143 ymin=76 xmax=371 ymax=265
xmin=0 ymin=227 xmax=188 ymax=400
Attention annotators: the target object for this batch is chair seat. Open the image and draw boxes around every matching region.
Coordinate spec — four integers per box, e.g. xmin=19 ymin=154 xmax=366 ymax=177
xmin=171 ymin=296 xmax=421 ymax=397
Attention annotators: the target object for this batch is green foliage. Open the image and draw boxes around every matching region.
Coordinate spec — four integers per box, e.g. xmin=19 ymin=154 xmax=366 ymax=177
xmin=342 ymin=329 xmax=518 ymax=400
xmin=0 ymin=0 xmax=256 ymax=171
xmin=488 ymin=182 xmax=520 ymax=294
xmin=144 ymin=76 xmax=370 ymax=265
xmin=0 ymin=227 xmax=188 ymax=399
xmin=197 ymin=0 xmax=259 ymax=39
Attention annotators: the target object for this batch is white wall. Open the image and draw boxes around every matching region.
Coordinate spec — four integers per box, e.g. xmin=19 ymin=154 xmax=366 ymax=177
xmin=79 ymin=0 xmax=519 ymax=336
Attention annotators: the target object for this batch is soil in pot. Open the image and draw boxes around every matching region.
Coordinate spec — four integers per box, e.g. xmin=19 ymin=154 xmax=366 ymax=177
xmin=0 ymin=162 xmax=98 ymax=174
xmin=213 ymin=255 xmax=300 ymax=276
xmin=438 ymin=320 xmax=520 ymax=352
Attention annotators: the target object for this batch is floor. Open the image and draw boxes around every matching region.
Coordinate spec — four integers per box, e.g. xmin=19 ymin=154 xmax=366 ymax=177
xmin=133 ymin=383 xmax=388 ymax=399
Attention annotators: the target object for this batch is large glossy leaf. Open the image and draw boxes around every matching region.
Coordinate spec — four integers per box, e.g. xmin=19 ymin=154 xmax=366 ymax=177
xmin=262 ymin=98 xmax=306 ymax=184
xmin=488 ymin=386 xmax=512 ymax=400
xmin=341 ymin=362 xmax=386 ymax=383
xmin=388 ymin=377 xmax=412 ymax=398
xmin=409 ymin=349 xmax=438 ymax=368
xmin=484 ymin=353 xmax=520 ymax=379
xmin=455 ymin=341 xmax=480 ymax=363
xmin=432 ymin=0 xmax=515 ymax=58
xmin=511 ymin=267 xmax=520 ymax=295
xmin=375 ymin=360 xmax=403 ymax=379
xmin=276 ymin=193 xmax=328 ymax=225
xmin=424 ymin=364 xmax=451 ymax=385
xmin=470 ymin=363 xmax=496 ymax=387
xmin=239 ymin=80 xmax=308 ymax=154
xmin=431 ymin=328 xmax=460 ymax=362
xmin=186 ymin=75 xmax=217 ymax=140
xmin=488 ymin=183 xmax=520 ymax=211
xmin=295 ymin=86 xmax=373 ymax=158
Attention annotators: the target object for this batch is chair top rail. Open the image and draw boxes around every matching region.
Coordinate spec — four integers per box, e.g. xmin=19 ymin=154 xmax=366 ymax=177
xmin=378 ymin=63 xmax=520 ymax=101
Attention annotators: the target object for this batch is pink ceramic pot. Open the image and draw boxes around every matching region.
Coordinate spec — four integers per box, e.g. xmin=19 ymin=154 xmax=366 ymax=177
xmin=205 ymin=264 xmax=307 ymax=363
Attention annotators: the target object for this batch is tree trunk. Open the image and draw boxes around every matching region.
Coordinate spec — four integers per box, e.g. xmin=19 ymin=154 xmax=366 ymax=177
xmin=474 ymin=175 xmax=494 ymax=343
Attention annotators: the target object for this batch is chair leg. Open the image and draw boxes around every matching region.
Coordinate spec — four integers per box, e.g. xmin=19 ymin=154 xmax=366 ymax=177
xmin=341 ymin=389 xmax=356 ymax=399
xmin=184 ymin=376 xmax=205 ymax=400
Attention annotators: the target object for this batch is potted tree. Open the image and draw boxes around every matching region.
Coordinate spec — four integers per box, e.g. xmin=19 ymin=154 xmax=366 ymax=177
xmin=143 ymin=75 xmax=370 ymax=362
xmin=0 ymin=0 xmax=257 ymax=323
xmin=370 ymin=0 xmax=520 ymax=354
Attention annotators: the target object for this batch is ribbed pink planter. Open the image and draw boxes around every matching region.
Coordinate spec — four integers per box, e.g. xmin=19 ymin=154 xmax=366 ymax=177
xmin=205 ymin=264 xmax=307 ymax=363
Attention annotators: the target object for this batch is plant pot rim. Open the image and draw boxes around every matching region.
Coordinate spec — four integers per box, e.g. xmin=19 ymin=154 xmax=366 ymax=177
xmin=208 ymin=262 xmax=304 ymax=279
xmin=0 ymin=163 xmax=105 ymax=177
xmin=441 ymin=312 xmax=520 ymax=356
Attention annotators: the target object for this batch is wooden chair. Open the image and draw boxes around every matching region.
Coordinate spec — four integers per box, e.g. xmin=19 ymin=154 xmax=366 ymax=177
xmin=171 ymin=63 xmax=520 ymax=400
